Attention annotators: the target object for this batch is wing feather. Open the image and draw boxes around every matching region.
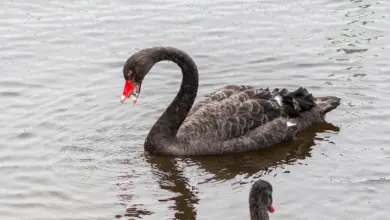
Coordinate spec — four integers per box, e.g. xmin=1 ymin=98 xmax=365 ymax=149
xmin=177 ymin=85 xmax=283 ymax=142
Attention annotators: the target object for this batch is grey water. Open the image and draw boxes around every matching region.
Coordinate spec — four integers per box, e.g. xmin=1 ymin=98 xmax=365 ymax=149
xmin=1 ymin=0 xmax=389 ymax=219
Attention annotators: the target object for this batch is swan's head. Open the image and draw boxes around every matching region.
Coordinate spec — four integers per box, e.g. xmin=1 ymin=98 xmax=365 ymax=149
xmin=249 ymin=179 xmax=275 ymax=214
xmin=120 ymin=48 xmax=156 ymax=104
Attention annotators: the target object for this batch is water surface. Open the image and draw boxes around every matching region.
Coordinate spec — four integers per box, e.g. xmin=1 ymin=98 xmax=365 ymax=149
xmin=1 ymin=0 xmax=390 ymax=219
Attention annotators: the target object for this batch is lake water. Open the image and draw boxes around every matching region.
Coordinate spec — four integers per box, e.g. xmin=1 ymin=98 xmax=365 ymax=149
xmin=1 ymin=0 xmax=390 ymax=219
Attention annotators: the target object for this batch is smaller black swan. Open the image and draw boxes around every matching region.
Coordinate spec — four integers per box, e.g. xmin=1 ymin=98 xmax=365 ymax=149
xmin=249 ymin=179 xmax=275 ymax=220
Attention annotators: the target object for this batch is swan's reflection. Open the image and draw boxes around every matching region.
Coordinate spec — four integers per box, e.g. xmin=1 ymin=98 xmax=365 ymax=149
xmin=146 ymin=156 xmax=199 ymax=220
xmin=191 ymin=122 xmax=340 ymax=182
xmin=120 ymin=122 xmax=339 ymax=219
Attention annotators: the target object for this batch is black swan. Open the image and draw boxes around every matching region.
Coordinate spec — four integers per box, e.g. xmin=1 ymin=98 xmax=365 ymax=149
xmin=249 ymin=179 xmax=275 ymax=220
xmin=119 ymin=46 xmax=341 ymax=156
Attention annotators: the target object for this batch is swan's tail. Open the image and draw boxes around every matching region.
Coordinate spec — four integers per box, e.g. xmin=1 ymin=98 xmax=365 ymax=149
xmin=315 ymin=96 xmax=341 ymax=114
xmin=273 ymin=87 xmax=340 ymax=117
xmin=275 ymin=87 xmax=316 ymax=117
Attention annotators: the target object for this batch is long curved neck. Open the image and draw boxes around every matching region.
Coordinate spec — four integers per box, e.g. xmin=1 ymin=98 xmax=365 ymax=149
xmin=250 ymin=198 xmax=269 ymax=220
xmin=144 ymin=47 xmax=199 ymax=154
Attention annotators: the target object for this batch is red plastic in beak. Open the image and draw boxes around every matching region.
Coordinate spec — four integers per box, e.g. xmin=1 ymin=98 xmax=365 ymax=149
xmin=268 ymin=204 xmax=275 ymax=213
xmin=120 ymin=80 xmax=134 ymax=103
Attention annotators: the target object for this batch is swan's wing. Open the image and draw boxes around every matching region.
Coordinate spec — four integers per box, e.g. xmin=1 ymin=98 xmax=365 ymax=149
xmin=185 ymin=85 xmax=255 ymax=119
xmin=214 ymin=88 xmax=283 ymax=141
xmin=178 ymin=86 xmax=282 ymax=142
xmin=214 ymin=96 xmax=341 ymax=155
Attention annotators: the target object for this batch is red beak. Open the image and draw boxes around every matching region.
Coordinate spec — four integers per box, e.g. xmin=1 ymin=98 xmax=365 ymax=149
xmin=120 ymin=80 xmax=134 ymax=103
xmin=268 ymin=204 xmax=275 ymax=213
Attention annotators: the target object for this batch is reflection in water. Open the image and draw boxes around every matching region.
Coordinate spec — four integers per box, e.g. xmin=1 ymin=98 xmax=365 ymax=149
xmin=191 ymin=123 xmax=340 ymax=182
xmin=120 ymin=123 xmax=339 ymax=219
xmin=146 ymin=156 xmax=199 ymax=220
xmin=115 ymin=173 xmax=154 ymax=219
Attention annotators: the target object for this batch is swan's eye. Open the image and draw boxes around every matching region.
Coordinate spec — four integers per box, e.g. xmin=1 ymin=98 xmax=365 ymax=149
xmin=126 ymin=70 xmax=137 ymax=83
xmin=128 ymin=70 xmax=142 ymax=84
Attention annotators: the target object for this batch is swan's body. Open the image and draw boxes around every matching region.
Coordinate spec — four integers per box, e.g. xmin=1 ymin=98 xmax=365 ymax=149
xmin=120 ymin=46 xmax=341 ymax=156
xmin=249 ymin=179 xmax=275 ymax=220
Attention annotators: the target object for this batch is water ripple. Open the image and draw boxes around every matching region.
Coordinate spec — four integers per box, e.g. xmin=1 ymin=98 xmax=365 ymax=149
xmin=1 ymin=0 xmax=390 ymax=219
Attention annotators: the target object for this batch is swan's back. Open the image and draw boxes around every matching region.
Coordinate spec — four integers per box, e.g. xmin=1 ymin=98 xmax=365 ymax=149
xmin=177 ymin=85 xmax=283 ymax=142
xmin=176 ymin=85 xmax=340 ymax=152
